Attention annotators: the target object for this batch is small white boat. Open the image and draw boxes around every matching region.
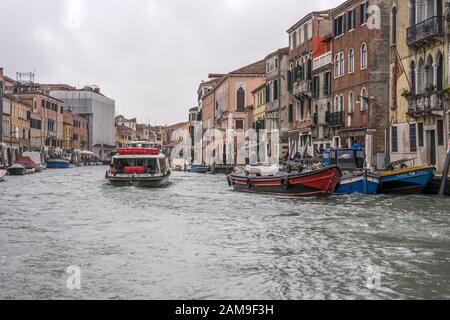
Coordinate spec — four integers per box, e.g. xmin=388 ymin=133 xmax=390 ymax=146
xmin=0 ymin=169 xmax=6 ymax=182
xmin=7 ymin=164 xmax=26 ymax=176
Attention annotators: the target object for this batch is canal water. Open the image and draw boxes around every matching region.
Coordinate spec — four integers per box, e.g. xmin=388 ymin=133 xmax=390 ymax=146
xmin=0 ymin=166 xmax=449 ymax=300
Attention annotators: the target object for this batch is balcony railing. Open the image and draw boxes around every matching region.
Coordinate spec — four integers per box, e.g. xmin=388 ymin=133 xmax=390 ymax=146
xmin=407 ymin=16 xmax=444 ymax=47
xmin=407 ymin=91 xmax=445 ymax=116
xmin=326 ymin=111 xmax=344 ymax=128
xmin=293 ymin=80 xmax=312 ymax=98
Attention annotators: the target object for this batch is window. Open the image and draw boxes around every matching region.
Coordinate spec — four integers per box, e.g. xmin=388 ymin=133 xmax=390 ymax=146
xmin=361 ymin=43 xmax=367 ymax=69
xmin=347 ymin=9 xmax=355 ymax=31
xmin=274 ymin=80 xmax=278 ymax=100
xmin=296 ymin=101 xmax=304 ymax=121
xmin=360 ymin=88 xmax=368 ymax=111
xmin=313 ymin=76 xmax=320 ymax=98
xmin=418 ymin=122 xmax=424 ymax=147
xmin=48 ymin=119 xmax=55 ymax=132
xmin=360 ymin=1 xmax=368 ymax=25
xmin=410 ymin=61 xmax=416 ymax=94
xmin=392 ymin=126 xmax=398 ymax=152
xmin=391 ymin=7 xmax=397 ymax=45
xmin=349 ymin=92 xmax=355 ymax=113
xmin=307 ymin=21 xmax=313 ymax=40
xmin=236 ymin=87 xmax=245 ymax=111
xmin=288 ymin=104 xmax=293 ymax=123
xmin=333 ymin=15 xmax=345 ymax=37
xmin=349 ymin=48 xmax=355 ymax=73
xmin=410 ymin=124 xmax=417 ymax=152
xmin=287 ymin=70 xmax=293 ymax=92
xmin=235 ymin=120 xmax=244 ymax=130
xmin=300 ymin=27 xmax=305 ymax=44
xmin=339 ymin=95 xmax=344 ymax=112
xmin=324 ymin=72 xmax=331 ymax=96
xmin=438 ymin=120 xmax=444 ymax=146
xmin=335 ymin=52 xmax=344 ymax=77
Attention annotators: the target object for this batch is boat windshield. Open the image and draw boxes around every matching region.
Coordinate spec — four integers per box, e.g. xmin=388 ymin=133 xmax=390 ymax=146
xmin=113 ymin=158 xmax=159 ymax=174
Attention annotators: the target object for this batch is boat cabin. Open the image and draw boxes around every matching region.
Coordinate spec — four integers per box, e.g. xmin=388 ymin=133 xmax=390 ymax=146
xmin=321 ymin=145 xmax=365 ymax=171
xmin=111 ymin=148 xmax=168 ymax=175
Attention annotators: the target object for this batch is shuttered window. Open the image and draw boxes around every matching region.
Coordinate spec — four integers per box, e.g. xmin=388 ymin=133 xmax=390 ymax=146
xmin=410 ymin=124 xmax=417 ymax=152
xmin=392 ymin=126 xmax=398 ymax=152
xmin=287 ymin=70 xmax=292 ymax=92
xmin=418 ymin=123 xmax=424 ymax=147
xmin=236 ymin=87 xmax=245 ymax=111
xmin=437 ymin=120 xmax=444 ymax=146
xmin=288 ymin=104 xmax=293 ymax=123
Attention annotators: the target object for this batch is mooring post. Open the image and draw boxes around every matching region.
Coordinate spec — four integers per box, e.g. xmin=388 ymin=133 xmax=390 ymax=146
xmin=438 ymin=139 xmax=450 ymax=196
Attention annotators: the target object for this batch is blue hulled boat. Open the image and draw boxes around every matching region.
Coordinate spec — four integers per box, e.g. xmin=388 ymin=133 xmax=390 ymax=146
xmin=46 ymin=158 xmax=71 ymax=169
xmin=187 ymin=164 xmax=209 ymax=174
xmin=321 ymin=145 xmax=379 ymax=194
xmin=378 ymin=165 xmax=435 ymax=194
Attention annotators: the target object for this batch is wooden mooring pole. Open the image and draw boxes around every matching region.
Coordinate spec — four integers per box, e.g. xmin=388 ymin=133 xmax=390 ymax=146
xmin=438 ymin=139 xmax=450 ymax=196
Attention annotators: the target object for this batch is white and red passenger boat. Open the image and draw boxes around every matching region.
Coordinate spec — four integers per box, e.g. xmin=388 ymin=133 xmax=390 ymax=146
xmin=106 ymin=142 xmax=171 ymax=188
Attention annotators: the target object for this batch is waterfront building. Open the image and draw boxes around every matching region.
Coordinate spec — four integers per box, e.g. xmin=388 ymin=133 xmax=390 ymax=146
xmin=265 ymin=48 xmax=290 ymax=155
xmin=50 ymin=85 xmax=116 ymax=160
xmin=389 ymin=0 xmax=449 ymax=174
xmin=136 ymin=123 xmax=151 ymax=142
xmin=311 ymin=33 xmax=334 ymax=153
xmin=63 ymin=110 xmax=74 ymax=150
xmin=252 ymin=84 xmax=267 ymax=131
xmin=10 ymin=91 xmax=64 ymax=156
xmin=331 ymin=0 xmax=390 ymax=168
xmin=287 ymin=11 xmax=332 ymax=158
xmin=29 ymin=110 xmax=43 ymax=151
xmin=189 ymin=106 xmax=202 ymax=164
xmin=161 ymin=122 xmax=190 ymax=159
xmin=73 ymin=114 xmax=89 ymax=150
xmin=115 ymin=115 xmax=137 ymax=148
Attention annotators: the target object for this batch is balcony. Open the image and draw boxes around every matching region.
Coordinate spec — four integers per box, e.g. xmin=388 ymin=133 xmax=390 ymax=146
xmin=326 ymin=111 xmax=344 ymax=128
xmin=293 ymin=80 xmax=312 ymax=98
xmin=407 ymin=16 xmax=444 ymax=47
xmin=406 ymin=91 xmax=445 ymax=117
xmin=313 ymin=51 xmax=332 ymax=71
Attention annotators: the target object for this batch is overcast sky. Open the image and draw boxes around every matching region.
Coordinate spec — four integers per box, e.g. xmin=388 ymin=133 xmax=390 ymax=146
xmin=0 ymin=0 xmax=340 ymax=125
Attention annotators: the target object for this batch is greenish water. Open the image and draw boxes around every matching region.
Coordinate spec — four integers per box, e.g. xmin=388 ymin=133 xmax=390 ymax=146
xmin=0 ymin=166 xmax=449 ymax=299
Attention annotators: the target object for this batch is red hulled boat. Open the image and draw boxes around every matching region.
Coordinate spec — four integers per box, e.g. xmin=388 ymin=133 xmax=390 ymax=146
xmin=227 ymin=166 xmax=342 ymax=196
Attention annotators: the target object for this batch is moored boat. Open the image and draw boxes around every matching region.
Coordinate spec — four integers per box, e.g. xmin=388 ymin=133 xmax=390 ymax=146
xmin=7 ymin=163 xmax=26 ymax=176
xmin=187 ymin=164 xmax=210 ymax=174
xmin=335 ymin=171 xmax=380 ymax=194
xmin=16 ymin=156 xmax=37 ymax=174
xmin=227 ymin=165 xmax=342 ymax=196
xmin=378 ymin=165 xmax=435 ymax=194
xmin=322 ymin=147 xmax=379 ymax=194
xmin=47 ymin=158 xmax=71 ymax=169
xmin=106 ymin=145 xmax=171 ymax=188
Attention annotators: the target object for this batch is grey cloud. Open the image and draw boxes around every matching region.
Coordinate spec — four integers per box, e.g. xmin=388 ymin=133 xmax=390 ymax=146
xmin=0 ymin=0 xmax=341 ymax=125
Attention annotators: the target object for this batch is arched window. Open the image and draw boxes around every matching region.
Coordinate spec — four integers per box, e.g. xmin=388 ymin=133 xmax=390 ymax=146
xmin=335 ymin=96 xmax=339 ymax=112
xmin=339 ymin=94 xmax=344 ymax=112
xmin=410 ymin=61 xmax=416 ymax=94
xmin=349 ymin=91 xmax=355 ymax=113
xmin=418 ymin=57 xmax=424 ymax=92
xmin=236 ymin=87 xmax=245 ymax=111
xmin=339 ymin=52 xmax=345 ymax=76
xmin=349 ymin=48 xmax=355 ymax=73
xmin=391 ymin=7 xmax=397 ymax=45
xmin=425 ymin=54 xmax=434 ymax=91
xmin=361 ymin=43 xmax=367 ymax=69
xmin=436 ymin=51 xmax=444 ymax=91
xmin=335 ymin=54 xmax=340 ymax=77
xmin=360 ymin=88 xmax=368 ymax=111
